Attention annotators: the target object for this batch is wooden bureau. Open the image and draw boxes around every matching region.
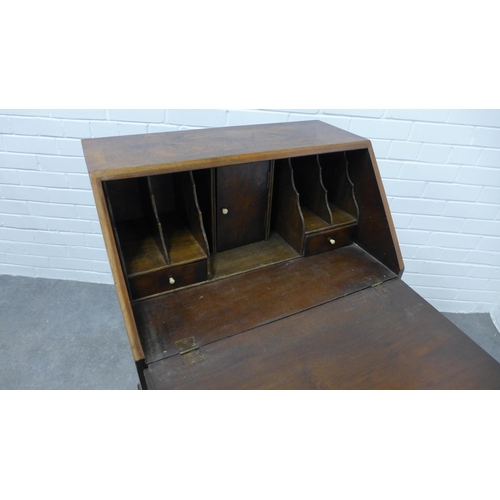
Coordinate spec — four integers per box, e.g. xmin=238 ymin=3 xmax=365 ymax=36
xmin=82 ymin=120 xmax=500 ymax=389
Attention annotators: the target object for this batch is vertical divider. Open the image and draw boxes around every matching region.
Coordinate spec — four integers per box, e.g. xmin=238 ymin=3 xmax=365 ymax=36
xmin=272 ymin=158 xmax=305 ymax=254
xmin=210 ymin=168 xmax=217 ymax=254
xmin=265 ymin=160 xmax=275 ymax=240
xmin=178 ymin=171 xmax=212 ymax=275
xmin=291 ymin=155 xmax=333 ymax=225
xmin=316 ymin=155 xmax=334 ymax=225
xmin=319 ymin=152 xmax=359 ymax=223
xmin=147 ymin=177 xmax=170 ymax=265
xmin=344 ymin=152 xmax=360 ymax=221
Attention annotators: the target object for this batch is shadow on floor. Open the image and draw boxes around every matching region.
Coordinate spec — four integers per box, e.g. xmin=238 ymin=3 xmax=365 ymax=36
xmin=1 ymin=274 xmax=499 ymax=389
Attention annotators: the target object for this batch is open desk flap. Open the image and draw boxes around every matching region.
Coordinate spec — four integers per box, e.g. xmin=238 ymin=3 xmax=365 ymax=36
xmin=144 ymin=279 xmax=500 ymax=390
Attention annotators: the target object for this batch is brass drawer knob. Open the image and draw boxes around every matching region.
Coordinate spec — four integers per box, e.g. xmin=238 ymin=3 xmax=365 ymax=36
xmin=169 ymin=277 xmax=175 ymax=285
xmin=329 ymin=238 xmax=336 ymax=245
xmin=221 ymin=208 xmax=229 ymax=215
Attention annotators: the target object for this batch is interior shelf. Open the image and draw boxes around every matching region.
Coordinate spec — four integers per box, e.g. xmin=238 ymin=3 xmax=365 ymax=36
xmin=212 ymin=232 xmax=299 ymax=280
xmin=104 ymin=152 xmax=362 ymax=300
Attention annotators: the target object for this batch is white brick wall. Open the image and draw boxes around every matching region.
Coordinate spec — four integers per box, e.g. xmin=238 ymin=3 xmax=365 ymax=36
xmin=0 ymin=109 xmax=499 ymax=314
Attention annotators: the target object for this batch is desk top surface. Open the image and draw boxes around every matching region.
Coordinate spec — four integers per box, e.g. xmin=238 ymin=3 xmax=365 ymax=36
xmin=82 ymin=120 xmax=369 ymax=178
xmin=145 ymin=278 xmax=500 ymax=390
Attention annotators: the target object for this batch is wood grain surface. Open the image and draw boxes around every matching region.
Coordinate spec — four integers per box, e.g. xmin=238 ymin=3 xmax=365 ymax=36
xmin=133 ymin=244 xmax=396 ymax=364
xmin=82 ymin=121 xmax=368 ymax=177
xmin=145 ymin=279 xmax=500 ymax=390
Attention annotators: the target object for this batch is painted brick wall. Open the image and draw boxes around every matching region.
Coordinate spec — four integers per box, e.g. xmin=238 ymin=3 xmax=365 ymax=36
xmin=0 ymin=109 xmax=499 ymax=314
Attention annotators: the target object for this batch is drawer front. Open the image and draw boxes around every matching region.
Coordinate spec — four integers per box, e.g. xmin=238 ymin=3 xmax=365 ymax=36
xmin=304 ymin=225 xmax=356 ymax=256
xmin=129 ymin=259 xmax=208 ymax=300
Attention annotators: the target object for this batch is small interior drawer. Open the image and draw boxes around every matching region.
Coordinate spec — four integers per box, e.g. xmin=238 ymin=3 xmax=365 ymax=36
xmin=304 ymin=224 xmax=356 ymax=256
xmin=129 ymin=259 xmax=208 ymax=300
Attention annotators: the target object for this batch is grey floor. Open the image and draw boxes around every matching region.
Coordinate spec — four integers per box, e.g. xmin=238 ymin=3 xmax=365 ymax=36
xmin=0 ymin=275 xmax=139 ymax=390
xmin=1 ymin=274 xmax=500 ymax=390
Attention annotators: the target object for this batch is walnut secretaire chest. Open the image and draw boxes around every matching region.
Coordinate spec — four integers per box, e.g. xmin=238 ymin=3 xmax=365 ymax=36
xmin=82 ymin=120 xmax=500 ymax=389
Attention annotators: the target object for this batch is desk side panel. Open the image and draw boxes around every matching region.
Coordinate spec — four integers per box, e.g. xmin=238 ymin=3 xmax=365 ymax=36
xmin=90 ymin=174 xmax=145 ymax=361
xmin=349 ymin=145 xmax=404 ymax=276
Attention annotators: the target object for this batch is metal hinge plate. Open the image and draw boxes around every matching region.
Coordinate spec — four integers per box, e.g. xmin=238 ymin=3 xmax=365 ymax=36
xmin=175 ymin=337 xmax=204 ymax=367
xmin=371 ymin=281 xmax=390 ymax=296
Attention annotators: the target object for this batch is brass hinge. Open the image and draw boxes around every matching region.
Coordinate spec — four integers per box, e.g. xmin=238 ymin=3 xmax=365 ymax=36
xmin=371 ymin=280 xmax=390 ymax=295
xmin=361 ymin=275 xmax=379 ymax=287
xmin=359 ymin=274 xmax=390 ymax=295
xmin=175 ymin=337 xmax=204 ymax=367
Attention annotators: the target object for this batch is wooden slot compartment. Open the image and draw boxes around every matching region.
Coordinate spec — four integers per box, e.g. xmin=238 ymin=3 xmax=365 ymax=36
xmin=319 ymin=151 xmax=359 ymax=228
xmin=271 ymin=158 xmax=306 ymax=254
xmin=290 ymin=155 xmax=332 ymax=234
xmin=150 ymin=172 xmax=210 ymax=266
xmin=191 ymin=168 xmax=215 ymax=254
xmin=286 ymin=152 xmax=359 ymax=257
xmin=105 ymin=172 xmax=210 ymax=300
xmin=104 ymin=177 xmax=168 ymax=279
xmin=271 ymin=156 xmax=356 ymax=257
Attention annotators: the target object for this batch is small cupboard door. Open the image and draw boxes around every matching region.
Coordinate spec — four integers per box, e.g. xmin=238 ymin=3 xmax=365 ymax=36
xmin=216 ymin=161 xmax=270 ymax=252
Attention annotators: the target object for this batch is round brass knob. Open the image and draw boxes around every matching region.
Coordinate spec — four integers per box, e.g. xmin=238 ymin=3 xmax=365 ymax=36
xmin=329 ymin=238 xmax=336 ymax=245
xmin=221 ymin=208 xmax=229 ymax=215
xmin=169 ymin=277 xmax=175 ymax=285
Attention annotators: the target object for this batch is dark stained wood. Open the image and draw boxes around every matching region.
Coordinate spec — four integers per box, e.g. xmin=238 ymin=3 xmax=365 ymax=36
xmin=104 ymin=175 xmax=172 ymax=274
xmin=103 ymin=177 xmax=147 ymax=222
xmin=147 ymin=178 xmax=170 ymax=265
xmin=102 ymin=182 xmax=132 ymax=297
xmin=348 ymin=148 xmax=403 ymax=275
xmin=272 ymin=159 xmax=305 ymax=254
xmin=176 ymin=171 xmax=211 ymax=262
xmin=216 ymin=161 xmax=270 ymax=252
xmin=148 ymin=173 xmax=177 ymax=214
xmin=191 ymin=168 xmax=215 ymax=252
xmin=128 ymin=259 xmax=207 ymax=301
xmin=328 ymin=205 xmax=357 ymax=228
xmin=265 ymin=160 xmax=275 ymax=240
xmin=145 ymin=279 xmax=500 ymax=390
xmin=82 ymin=121 xmax=368 ymax=178
xmin=212 ymin=232 xmax=299 ymax=279
xmin=132 ymin=244 xmax=396 ymax=364
xmin=117 ymin=219 xmax=168 ymax=276
xmin=144 ymin=172 xmax=209 ymax=266
xmin=304 ymin=224 xmax=356 ymax=256
xmin=320 ymin=151 xmax=359 ymax=221
xmin=301 ymin=207 xmax=330 ymax=232
xmin=291 ymin=155 xmax=332 ymax=226
xmin=82 ymin=121 xmax=410 ymax=378
xmin=157 ymin=213 xmax=207 ymax=265
xmin=113 ymin=209 xmax=209 ymax=300
xmin=89 ymin=176 xmax=145 ymax=361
